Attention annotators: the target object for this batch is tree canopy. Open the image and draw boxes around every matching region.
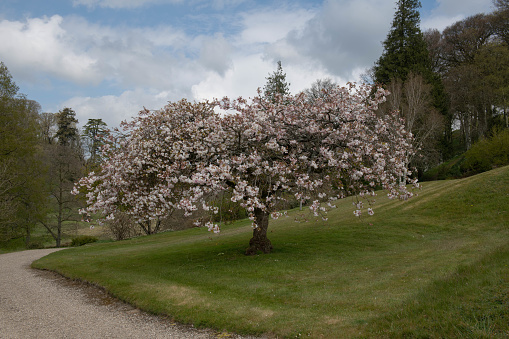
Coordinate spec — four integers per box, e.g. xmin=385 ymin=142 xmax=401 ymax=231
xmin=263 ymin=61 xmax=291 ymax=102
xmin=0 ymin=62 xmax=47 ymax=242
xmin=373 ymin=0 xmax=431 ymax=84
xmin=74 ymin=84 xmax=416 ymax=254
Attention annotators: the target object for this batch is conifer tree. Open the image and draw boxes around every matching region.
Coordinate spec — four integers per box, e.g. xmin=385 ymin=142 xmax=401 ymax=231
xmin=263 ymin=61 xmax=290 ymax=102
xmin=374 ymin=0 xmax=431 ymax=84
xmin=56 ymin=107 xmax=79 ymax=147
xmin=374 ymin=0 xmax=452 ymax=161
xmin=82 ymin=118 xmax=108 ymax=166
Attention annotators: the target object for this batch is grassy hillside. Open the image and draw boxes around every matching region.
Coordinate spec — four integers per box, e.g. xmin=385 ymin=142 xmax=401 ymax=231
xmin=33 ymin=166 xmax=509 ymax=338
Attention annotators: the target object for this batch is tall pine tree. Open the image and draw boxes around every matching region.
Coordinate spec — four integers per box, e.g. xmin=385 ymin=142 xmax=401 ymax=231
xmin=374 ymin=0 xmax=431 ymax=84
xmin=56 ymin=107 xmax=79 ymax=147
xmin=374 ymin=0 xmax=452 ymax=161
xmin=263 ymin=61 xmax=290 ymax=102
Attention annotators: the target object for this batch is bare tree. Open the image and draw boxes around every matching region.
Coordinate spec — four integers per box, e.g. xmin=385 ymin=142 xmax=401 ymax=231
xmin=38 ymin=113 xmax=57 ymax=144
xmin=39 ymin=144 xmax=84 ymax=247
xmin=304 ymin=78 xmax=337 ymax=103
xmin=379 ymin=73 xmax=444 ymax=172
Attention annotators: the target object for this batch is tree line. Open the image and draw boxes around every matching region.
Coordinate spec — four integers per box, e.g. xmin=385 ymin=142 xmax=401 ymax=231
xmin=1 ymin=0 xmax=507 ymax=250
xmin=0 ymin=62 xmax=109 ymax=247
xmin=370 ymin=0 xmax=509 ymax=174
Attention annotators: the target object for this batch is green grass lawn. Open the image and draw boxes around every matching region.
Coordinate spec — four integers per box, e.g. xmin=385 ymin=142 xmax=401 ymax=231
xmin=32 ymin=166 xmax=509 ymax=338
xmin=0 ymin=217 xmax=111 ymax=254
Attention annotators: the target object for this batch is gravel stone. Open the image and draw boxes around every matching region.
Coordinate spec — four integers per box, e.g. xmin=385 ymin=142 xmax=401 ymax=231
xmin=0 ymin=249 xmax=260 ymax=339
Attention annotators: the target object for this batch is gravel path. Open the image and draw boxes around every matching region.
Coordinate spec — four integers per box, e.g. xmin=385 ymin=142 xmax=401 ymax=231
xmin=0 ymin=249 xmax=255 ymax=339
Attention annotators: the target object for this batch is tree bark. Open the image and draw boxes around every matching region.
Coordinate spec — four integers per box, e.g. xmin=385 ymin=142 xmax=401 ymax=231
xmin=245 ymin=208 xmax=273 ymax=255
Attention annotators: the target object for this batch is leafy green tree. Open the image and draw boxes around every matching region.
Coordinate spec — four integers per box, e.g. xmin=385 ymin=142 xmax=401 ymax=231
xmin=492 ymin=0 xmax=509 ymax=49
xmin=0 ymin=62 xmax=18 ymax=98
xmin=0 ymin=62 xmax=48 ymax=245
xmin=437 ymin=13 xmax=506 ymax=150
xmin=475 ymin=43 xmax=509 ymax=129
xmin=263 ymin=61 xmax=290 ymax=102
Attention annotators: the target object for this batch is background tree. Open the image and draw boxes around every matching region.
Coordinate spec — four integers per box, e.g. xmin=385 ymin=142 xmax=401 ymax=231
xmin=435 ymin=13 xmax=506 ymax=151
xmin=82 ymin=118 xmax=108 ymax=171
xmin=0 ymin=62 xmax=48 ymax=245
xmin=56 ymin=107 xmax=79 ymax=147
xmin=263 ymin=61 xmax=290 ymax=102
xmin=38 ymin=107 xmax=84 ymax=247
xmin=373 ymin=0 xmax=431 ymax=84
xmin=373 ymin=0 xmax=450 ymax=166
xmin=40 ymin=142 xmax=84 ymax=247
xmin=493 ymin=0 xmax=509 ymax=45
xmin=75 ymin=84 xmax=416 ymax=255
xmin=304 ymin=78 xmax=337 ymax=103
xmin=378 ymin=72 xmax=444 ymax=172
xmin=38 ymin=112 xmax=57 ymax=145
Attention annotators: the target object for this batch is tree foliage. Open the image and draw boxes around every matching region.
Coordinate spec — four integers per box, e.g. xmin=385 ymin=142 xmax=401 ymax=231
xmin=373 ymin=0 xmax=450 ymax=165
xmin=426 ymin=11 xmax=509 ymax=151
xmin=304 ymin=78 xmax=337 ymax=103
xmin=74 ymin=84 xmax=416 ymax=254
xmin=0 ymin=62 xmax=47 ymax=243
xmin=377 ymin=72 xmax=444 ymax=172
xmin=263 ymin=61 xmax=291 ymax=102
xmin=56 ymin=107 xmax=79 ymax=147
xmin=373 ymin=0 xmax=431 ymax=84
xmin=82 ymin=118 xmax=109 ymax=170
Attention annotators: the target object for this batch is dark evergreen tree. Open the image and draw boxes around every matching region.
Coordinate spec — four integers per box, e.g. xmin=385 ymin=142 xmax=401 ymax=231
xmin=56 ymin=107 xmax=79 ymax=147
xmin=82 ymin=118 xmax=108 ymax=167
xmin=0 ymin=62 xmax=19 ymax=98
xmin=374 ymin=0 xmax=452 ymax=160
xmin=373 ymin=0 xmax=431 ymax=84
xmin=263 ymin=61 xmax=290 ymax=102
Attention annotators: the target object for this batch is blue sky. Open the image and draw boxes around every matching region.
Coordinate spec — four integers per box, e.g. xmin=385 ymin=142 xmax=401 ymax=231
xmin=0 ymin=0 xmax=495 ymax=128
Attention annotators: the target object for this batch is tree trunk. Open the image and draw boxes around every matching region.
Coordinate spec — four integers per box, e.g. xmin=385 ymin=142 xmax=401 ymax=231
xmin=245 ymin=208 xmax=273 ymax=255
xmin=24 ymin=225 xmax=31 ymax=248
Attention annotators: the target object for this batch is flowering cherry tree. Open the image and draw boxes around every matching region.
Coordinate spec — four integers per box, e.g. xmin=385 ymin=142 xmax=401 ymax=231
xmin=74 ymin=83 xmax=416 ymax=254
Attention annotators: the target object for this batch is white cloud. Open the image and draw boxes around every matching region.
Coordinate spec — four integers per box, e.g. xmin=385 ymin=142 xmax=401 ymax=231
xmin=72 ymin=0 xmax=182 ymax=9
xmin=72 ymin=0 xmax=245 ymax=9
xmin=61 ymin=88 xmax=176 ymax=128
xmin=0 ymin=15 xmax=100 ymax=85
xmin=60 ymin=17 xmax=200 ymax=90
xmin=0 ymin=14 xmax=213 ymax=94
xmin=238 ymin=6 xmax=317 ymax=45
xmin=199 ymin=33 xmax=233 ymax=76
xmin=192 ymin=53 xmax=270 ymax=101
xmin=265 ymin=0 xmax=394 ymax=80
xmin=192 ymin=52 xmax=344 ymax=103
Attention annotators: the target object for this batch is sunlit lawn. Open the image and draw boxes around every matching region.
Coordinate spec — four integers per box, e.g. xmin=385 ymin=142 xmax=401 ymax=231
xmin=33 ymin=166 xmax=509 ymax=338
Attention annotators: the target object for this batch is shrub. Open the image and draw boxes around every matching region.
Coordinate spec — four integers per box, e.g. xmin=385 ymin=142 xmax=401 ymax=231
xmin=107 ymin=212 xmax=142 ymax=240
xmin=26 ymin=241 xmax=45 ymax=249
xmin=461 ymin=128 xmax=509 ymax=176
xmin=71 ymin=235 xmax=98 ymax=247
xmin=420 ymin=155 xmax=465 ymax=181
